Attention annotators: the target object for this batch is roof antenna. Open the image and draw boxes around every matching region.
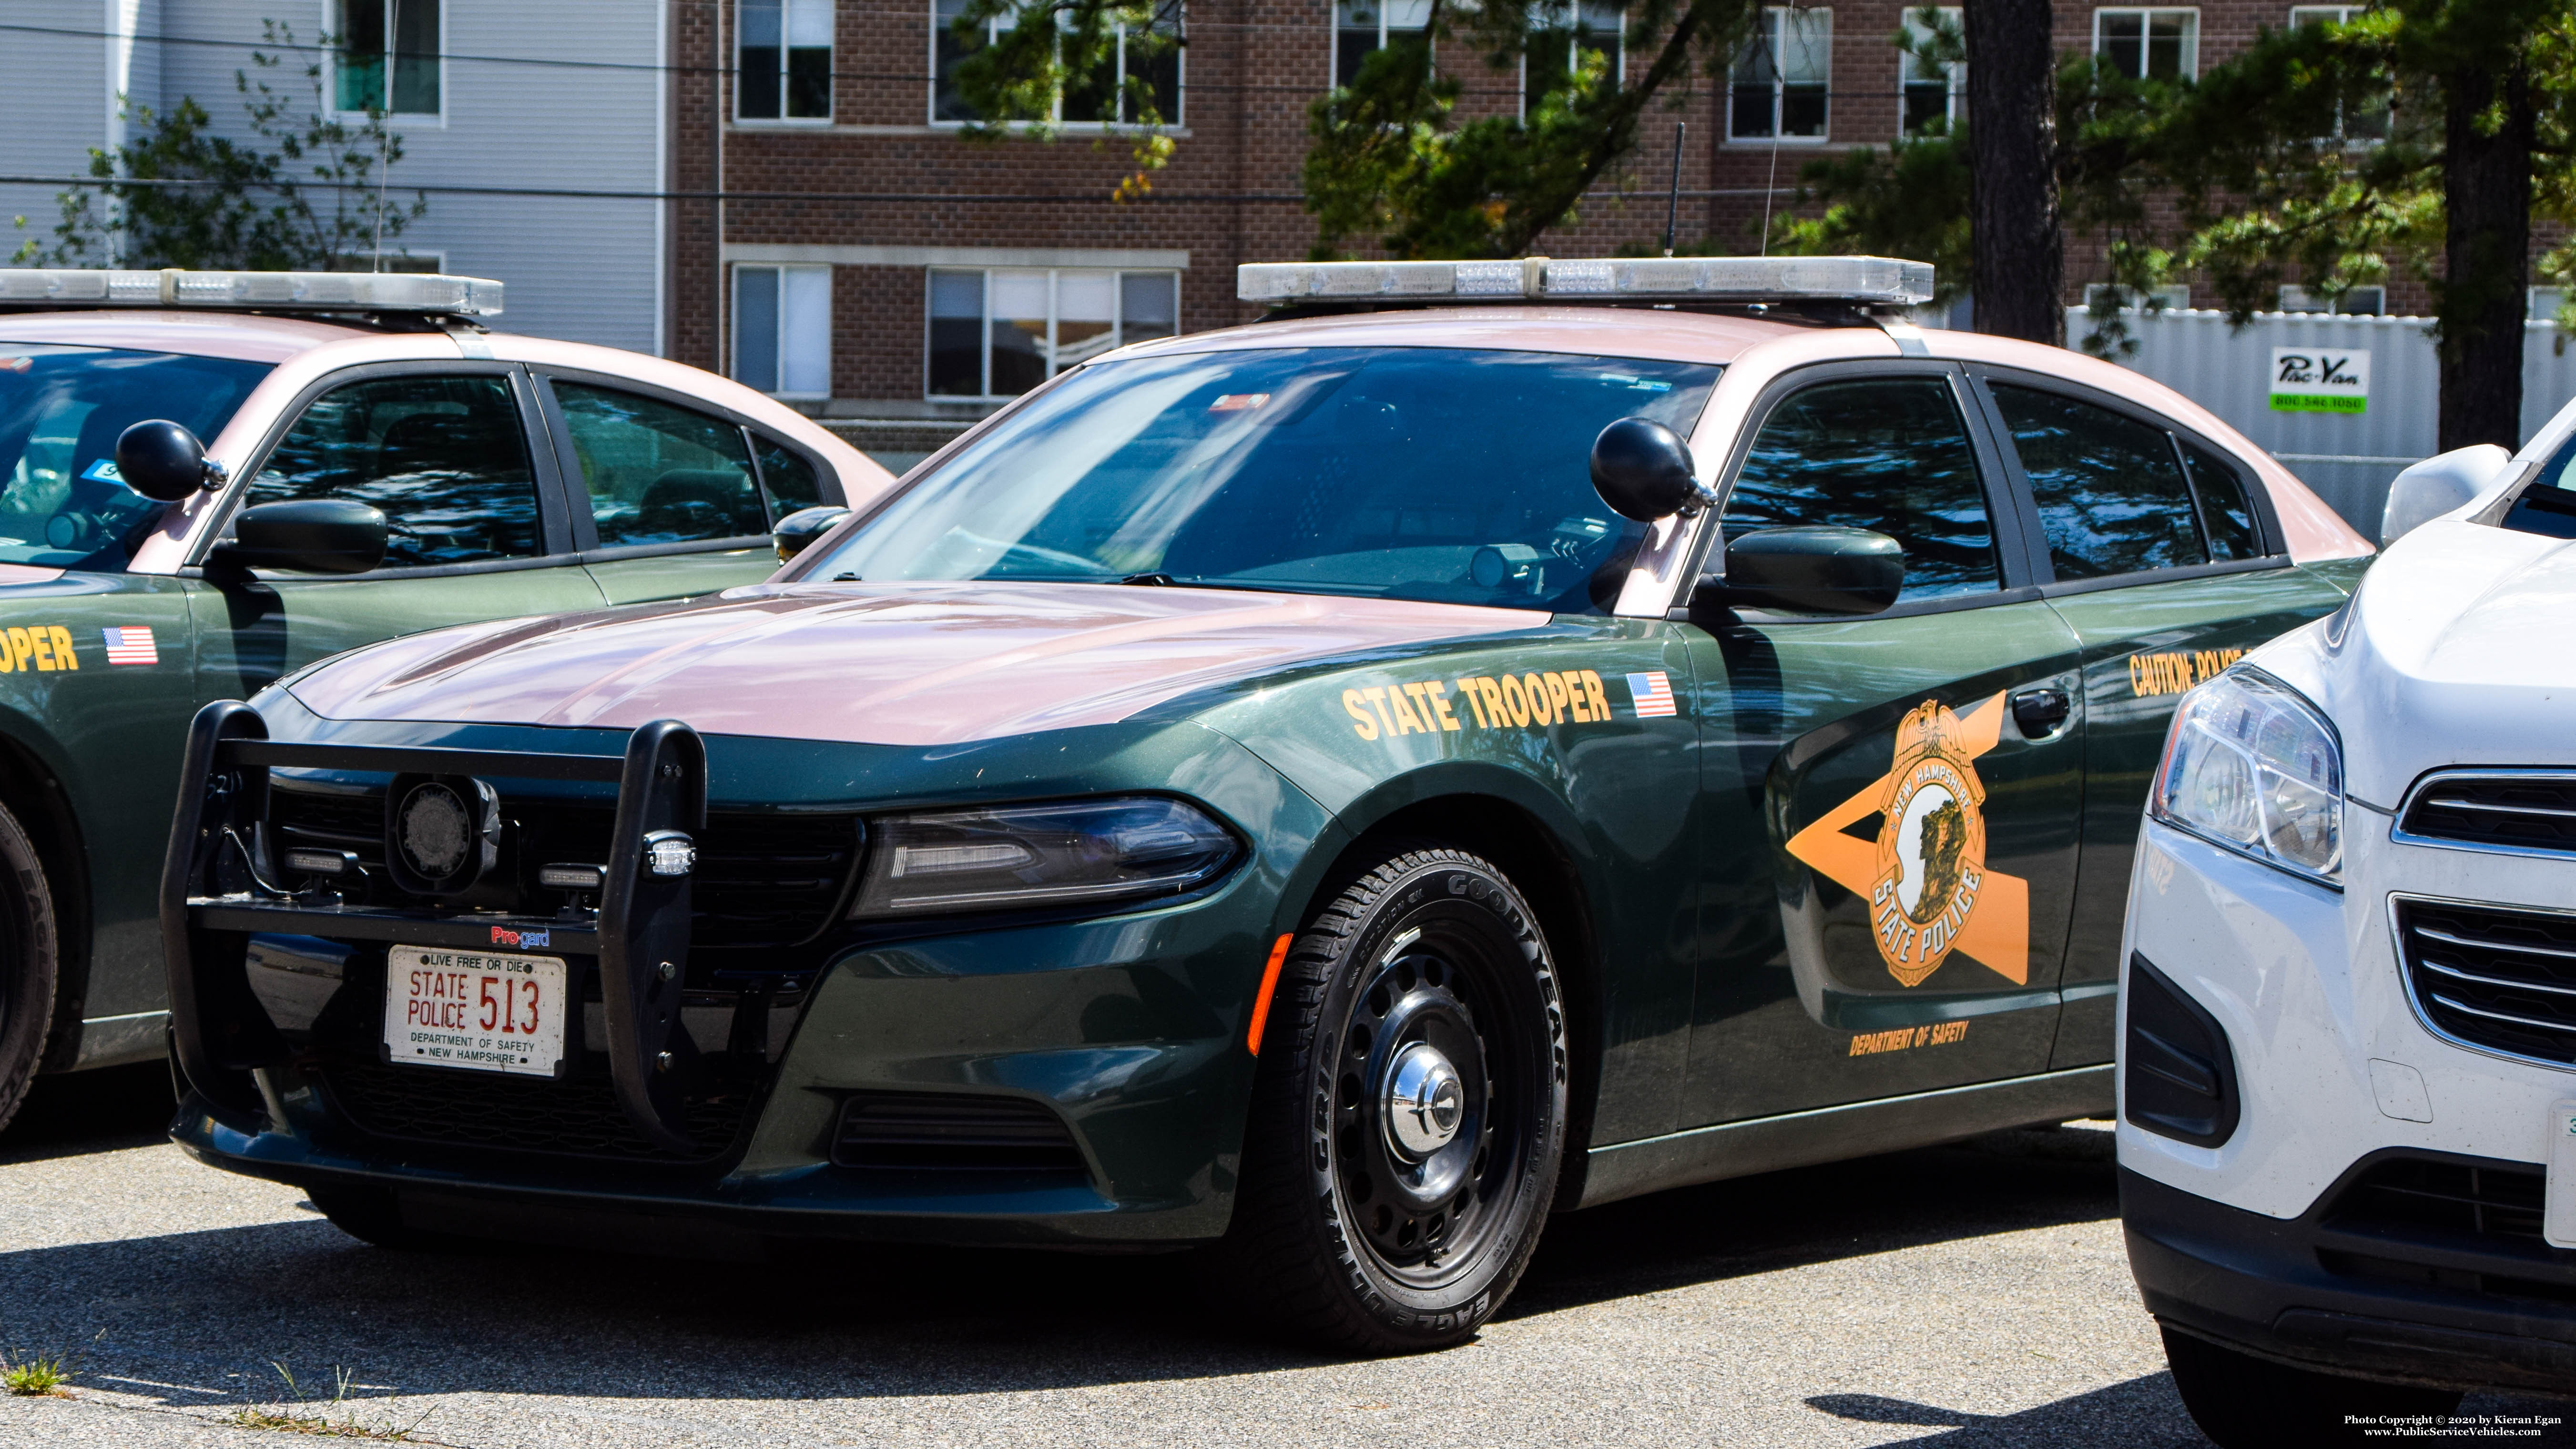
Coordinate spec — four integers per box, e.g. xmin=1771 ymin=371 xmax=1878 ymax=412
xmin=1661 ymin=122 xmax=1685 ymax=258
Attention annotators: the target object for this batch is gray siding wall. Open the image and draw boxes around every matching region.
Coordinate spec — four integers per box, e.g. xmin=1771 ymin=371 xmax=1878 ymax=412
xmin=5 ymin=1 xmax=664 ymax=354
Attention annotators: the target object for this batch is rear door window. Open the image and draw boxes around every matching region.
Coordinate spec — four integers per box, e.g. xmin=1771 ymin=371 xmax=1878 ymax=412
xmin=247 ymin=373 xmax=542 ymax=567
xmin=1990 ymin=384 xmax=2208 ymax=580
xmin=553 ymin=384 xmax=767 ymax=548
xmin=2178 ymin=440 xmax=2265 ymax=560
xmin=753 ymin=436 xmax=822 ymax=515
xmin=1721 ymin=376 xmax=2002 ymax=603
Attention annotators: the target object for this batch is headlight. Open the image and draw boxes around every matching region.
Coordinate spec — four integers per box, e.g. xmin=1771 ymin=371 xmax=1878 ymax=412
xmin=850 ymin=796 xmax=1240 ymax=918
xmin=2150 ymin=668 xmax=2342 ymax=886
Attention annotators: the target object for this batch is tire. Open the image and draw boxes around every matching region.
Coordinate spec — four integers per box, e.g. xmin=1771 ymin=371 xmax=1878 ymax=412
xmin=0 ymin=800 xmax=60 ymax=1138
xmin=1209 ymin=845 xmax=1568 ymax=1354
xmin=2162 ymin=1326 xmax=2465 ymax=1448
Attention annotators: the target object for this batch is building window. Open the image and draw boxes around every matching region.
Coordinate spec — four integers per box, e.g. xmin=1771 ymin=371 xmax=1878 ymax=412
xmin=1730 ymin=7 xmax=1831 ymax=142
xmin=2277 ymin=284 xmax=2384 ymax=316
xmin=935 ymin=1 xmax=1181 ymax=124
xmin=2094 ymin=8 xmax=2198 ymax=82
xmin=927 ymin=269 xmax=1179 ymax=399
xmin=1898 ymin=7 xmax=1963 ymax=135
xmin=734 ymin=265 xmax=832 ymax=397
xmin=333 ymin=0 xmax=441 ymax=115
xmin=2289 ymin=6 xmax=2389 ymax=142
xmin=740 ymin=0 xmax=833 ymax=121
xmin=1334 ymin=0 xmax=1432 ymax=88
xmin=1524 ymin=1 xmax=1622 ymax=116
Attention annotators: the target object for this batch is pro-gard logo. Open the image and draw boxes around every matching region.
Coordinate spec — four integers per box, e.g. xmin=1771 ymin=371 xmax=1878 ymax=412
xmin=2270 ymin=346 xmax=2370 ymax=414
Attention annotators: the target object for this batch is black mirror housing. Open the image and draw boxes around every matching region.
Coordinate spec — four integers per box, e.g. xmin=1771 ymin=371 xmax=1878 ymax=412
xmin=1590 ymin=418 xmax=1706 ymax=522
xmin=115 ymin=419 xmax=216 ymax=502
xmin=1703 ymin=526 xmax=1905 ymax=617
xmin=210 ymin=500 xmax=390 ymax=576
xmin=775 ymin=504 xmax=852 ymax=563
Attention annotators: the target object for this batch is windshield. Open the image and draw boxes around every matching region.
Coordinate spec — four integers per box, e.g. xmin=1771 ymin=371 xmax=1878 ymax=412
xmin=804 ymin=346 xmax=1721 ymax=614
xmin=0 ymin=344 xmax=272 ymax=570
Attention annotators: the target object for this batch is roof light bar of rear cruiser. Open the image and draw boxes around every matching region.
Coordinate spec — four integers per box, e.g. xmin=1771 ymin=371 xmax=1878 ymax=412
xmin=0 ymin=267 xmax=503 ymax=316
xmin=1238 ymin=254 xmax=1934 ymax=307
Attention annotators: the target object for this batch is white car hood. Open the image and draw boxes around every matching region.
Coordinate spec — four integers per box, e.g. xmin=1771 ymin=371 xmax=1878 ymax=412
xmin=2256 ymin=517 xmax=2576 ymax=807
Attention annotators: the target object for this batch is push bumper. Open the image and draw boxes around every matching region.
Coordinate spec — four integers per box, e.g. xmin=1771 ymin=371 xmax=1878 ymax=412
xmin=2123 ymin=1165 xmax=2576 ymax=1396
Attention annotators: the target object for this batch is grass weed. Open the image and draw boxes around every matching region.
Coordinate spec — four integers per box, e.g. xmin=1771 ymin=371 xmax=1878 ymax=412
xmin=230 ymin=1362 xmax=433 ymax=1440
xmin=1 ymin=1329 xmax=98 ymax=1397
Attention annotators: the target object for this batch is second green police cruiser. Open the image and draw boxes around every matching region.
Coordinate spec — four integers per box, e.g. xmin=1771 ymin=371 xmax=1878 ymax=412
xmin=163 ymin=257 xmax=2372 ymax=1352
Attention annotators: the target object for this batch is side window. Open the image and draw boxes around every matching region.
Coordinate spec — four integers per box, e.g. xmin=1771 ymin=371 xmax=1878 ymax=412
xmin=248 ymin=374 xmax=541 ymax=567
xmin=552 ymin=384 xmax=767 ymax=548
xmin=2179 ymin=440 xmax=2265 ymax=561
xmin=1721 ymin=376 xmax=2001 ymax=602
xmin=1991 ymin=384 xmax=2208 ymax=580
xmin=753 ymin=436 xmax=823 ymax=515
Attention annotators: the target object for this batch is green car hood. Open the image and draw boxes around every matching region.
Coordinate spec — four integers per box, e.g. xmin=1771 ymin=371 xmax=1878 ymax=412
xmin=284 ymin=581 xmax=1536 ymax=746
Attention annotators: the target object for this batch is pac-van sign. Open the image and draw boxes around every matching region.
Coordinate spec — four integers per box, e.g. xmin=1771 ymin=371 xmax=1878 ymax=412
xmin=2270 ymin=346 xmax=2370 ymax=414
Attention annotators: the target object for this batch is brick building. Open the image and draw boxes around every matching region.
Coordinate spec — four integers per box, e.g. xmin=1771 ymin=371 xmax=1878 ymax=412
xmin=663 ymin=1 xmax=2443 ymax=461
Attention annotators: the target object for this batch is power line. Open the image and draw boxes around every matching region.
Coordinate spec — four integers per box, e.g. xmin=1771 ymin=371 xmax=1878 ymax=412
xmin=0 ymin=173 xmax=1795 ymax=205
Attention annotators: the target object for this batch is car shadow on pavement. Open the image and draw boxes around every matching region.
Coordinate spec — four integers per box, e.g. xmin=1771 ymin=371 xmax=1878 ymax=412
xmin=1812 ymin=1382 xmax=2576 ymax=1447
xmin=1505 ymin=1123 xmax=2121 ymax=1320
xmin=0 ymin=1061 xmax=174 ymax=1165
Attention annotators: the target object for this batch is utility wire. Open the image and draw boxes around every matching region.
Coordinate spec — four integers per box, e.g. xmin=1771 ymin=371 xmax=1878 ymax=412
xmin=0 ymin=174 xmax=1797 ymax=204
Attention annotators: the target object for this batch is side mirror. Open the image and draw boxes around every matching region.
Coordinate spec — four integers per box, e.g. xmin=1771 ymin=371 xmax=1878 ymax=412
xmin=114 ymin=419 xmax=221 ymax=502
xmin=2381 ymin=443 xmax=2512 ymax=546
xmin=208 ymin=500 xmax=389 ymax=576
xmin=1702 ymin=526 xmax=1905 ymax=617
xmin=1590 ymin=418 xmax=1711 ymax=522
xmin=775 ymin=504 xmax=852 ymax=564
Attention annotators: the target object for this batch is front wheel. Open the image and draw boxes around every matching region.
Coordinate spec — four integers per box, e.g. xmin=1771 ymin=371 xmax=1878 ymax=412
xmin=0 ymin=800 xmax=60 ymax=1137
xmin=1210 ymin=846 xmax=1567 ymax=1354
xmin=2162 ymin=1326 xmax=2465 ymax=1448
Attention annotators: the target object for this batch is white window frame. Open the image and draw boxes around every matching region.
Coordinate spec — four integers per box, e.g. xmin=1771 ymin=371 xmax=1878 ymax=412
xmin=324 ymin=0 xmax=448 ymax=125
xmin=923 ymin=267 xmax=1180 ymax=402
xmin=1518 ymin=1 xmax=1625 ymax=119
xmin=930 ymin=1 xmax=1185 ymax=129
xmin=2085 ymin=282 xmax=2190 ymax=311
xmin=1331 ymin=0 xmax=1433 ymax=89
xmin=1897 ymin=6 xmax=1964 ymax=137
xmin=1727 ymin=6 xmax=1833 ymax=145
xmin=2288 ymin=5 xmax=2386 ymax=146
xmin=736 ymin=0 xmax=836 ymax=125
xmin=2092 ymin=7 xmax=2199 ymax=83
xmin=733 ymin=264 xmax=834 ymax=399
xmin=2276 ymin=283 xmax=2384 ymax=316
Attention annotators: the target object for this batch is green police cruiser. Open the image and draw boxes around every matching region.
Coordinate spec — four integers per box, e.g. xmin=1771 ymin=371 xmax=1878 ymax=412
xmin=164 ymin=256 xmax=2373 ymax=1353
xmin=0 ymin=269 xmax=881 ymax=1130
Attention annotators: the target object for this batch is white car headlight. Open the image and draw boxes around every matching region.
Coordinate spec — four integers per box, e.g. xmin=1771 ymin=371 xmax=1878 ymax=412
xmin=2150 ymin=668 xmax=2343 ymax=887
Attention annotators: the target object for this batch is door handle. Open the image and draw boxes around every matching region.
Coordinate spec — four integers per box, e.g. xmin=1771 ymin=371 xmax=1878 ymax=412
xmin=2011 ymin=687 xmax=2071 ymax=739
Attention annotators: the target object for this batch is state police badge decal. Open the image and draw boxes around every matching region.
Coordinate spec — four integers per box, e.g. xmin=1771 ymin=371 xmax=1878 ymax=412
xmin=1868 ymin=699 xmax=1988 ymax=988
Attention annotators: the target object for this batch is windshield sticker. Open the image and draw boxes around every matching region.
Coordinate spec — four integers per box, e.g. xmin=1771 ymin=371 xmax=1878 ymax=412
xmin=1849 ymin=1020 xmax=1970 ymax=1057
xmin=1786 ymin=693 xmax=2031 ymax=990
xmin=0 ymin=625 xmax=81 ymax=674
xmin=1208 ymin=393 xmax=1271 ymax=412
xmin=100 ymin=627 xmax=155 ymax=667
xmin=79 ymin=459 xmax=123 ymax=485
xmin=0 ymin=358 xmax=30 ymax=375
xmin=2130 ymin=648 xmax=2243 ymax=698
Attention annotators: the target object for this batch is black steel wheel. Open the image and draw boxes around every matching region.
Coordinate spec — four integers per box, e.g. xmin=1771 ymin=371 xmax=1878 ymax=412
xmin=0 ymin=800 xmax=59 ymax=1137
xmin=2161 ymin=1327 xmax=2464 ymax=1448
xmin=1211 ymin=845 xmax=1566 ymax=1353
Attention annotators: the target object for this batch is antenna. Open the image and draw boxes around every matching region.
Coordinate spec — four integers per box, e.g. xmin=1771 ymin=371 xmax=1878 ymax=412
xmin=1661 ymin=122 xmax=1685 ymax=258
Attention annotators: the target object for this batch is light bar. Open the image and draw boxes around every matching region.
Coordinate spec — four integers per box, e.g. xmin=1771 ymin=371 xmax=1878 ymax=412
xmin=0 ymin=268 xmax=504 ymax=317
xmin=1238 ymin=255 xmax=1933 ymax=308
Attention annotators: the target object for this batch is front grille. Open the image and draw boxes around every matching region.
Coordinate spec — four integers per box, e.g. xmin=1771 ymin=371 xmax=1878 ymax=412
xmin=323 ymin=1060 xmax=753 ymax=1164
xmin=2399 ymin=772 xmax=2576 ymax=853
xmin=270 ymin=787 xmax=861 ymax=948
xmin=2395 ymin=898 xmax=2576 ymax=1065
xmin=834 ymin=1093 xmax=1086 ymax=1173
xmin=2321 ymin=1156 xmax=2576 ymax=1306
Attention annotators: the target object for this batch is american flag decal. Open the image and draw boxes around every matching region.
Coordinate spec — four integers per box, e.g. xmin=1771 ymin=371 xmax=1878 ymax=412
xmin=1627 ymin=670 xmax=1676 ymax=719
xmin=101 ymin=626 xmax=157 ymax=666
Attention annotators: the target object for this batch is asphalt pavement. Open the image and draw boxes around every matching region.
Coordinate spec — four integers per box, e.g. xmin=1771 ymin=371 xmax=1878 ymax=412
xmin=0 ymin=1065 xmax=2566 ymax=1448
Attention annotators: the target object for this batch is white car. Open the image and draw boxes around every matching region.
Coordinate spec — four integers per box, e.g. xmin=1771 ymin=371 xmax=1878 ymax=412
xmin=2118 ymin=424 xmax=2576 ymax=1442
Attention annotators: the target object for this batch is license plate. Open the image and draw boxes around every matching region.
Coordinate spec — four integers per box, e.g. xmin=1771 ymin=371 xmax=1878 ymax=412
xmin=382 ymin=945 xmax=568 ymax=1078
xmin=2549 ymin=1100 xmax=2576 ymax=1249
